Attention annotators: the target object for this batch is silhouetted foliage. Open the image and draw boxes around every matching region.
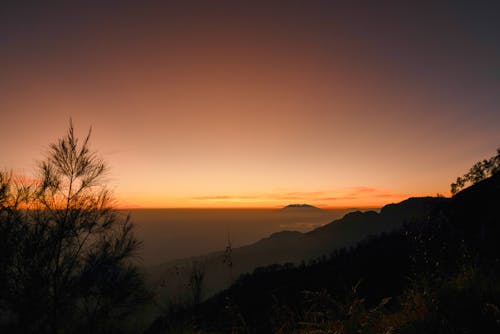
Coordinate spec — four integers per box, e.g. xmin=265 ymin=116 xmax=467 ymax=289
xmin=451 ymin=147 xmax=500 ymax=194
xmin=0 ymin=121 xmax=147 ymax=334
xmin=188 ymin=260 xmax=206 ymax=307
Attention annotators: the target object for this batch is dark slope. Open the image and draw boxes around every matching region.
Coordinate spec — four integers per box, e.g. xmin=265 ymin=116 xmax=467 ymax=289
xmin=231 ymin=197 xmax=449 ymax=269
xmin=147 ymin=175 xmax=500 ymax=333
xmin=147 ymin=197 xmax=449 ymax=299
xmin=451 ymin=173 xmax=500 ymax=230
xmin=450 ymin=173 xmax=500 ymax=256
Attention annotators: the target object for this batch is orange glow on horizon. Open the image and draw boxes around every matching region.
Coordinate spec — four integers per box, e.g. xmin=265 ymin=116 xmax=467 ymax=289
xmin=114 ymin=187 xmax=436 ymax=210
xmin=1 ymin=2 xmax=498 ymax=209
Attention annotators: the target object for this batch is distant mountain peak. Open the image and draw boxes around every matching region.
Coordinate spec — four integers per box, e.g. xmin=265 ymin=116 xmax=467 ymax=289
xmin=282 ymin=204 xmax=321 ymax=210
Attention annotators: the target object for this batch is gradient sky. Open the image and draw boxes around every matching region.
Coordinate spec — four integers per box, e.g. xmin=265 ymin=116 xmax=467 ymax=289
xmin=1 ymin=1 xmax=499 ymax=208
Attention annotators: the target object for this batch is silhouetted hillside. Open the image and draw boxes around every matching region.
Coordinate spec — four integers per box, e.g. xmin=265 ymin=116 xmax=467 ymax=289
xmin=451 ymin=173 xmax=500 ymax=234
xmin=146 ymin=197 xmax=449 ymax=302
xmin=146 ymin=175 xmax=500 ymax=333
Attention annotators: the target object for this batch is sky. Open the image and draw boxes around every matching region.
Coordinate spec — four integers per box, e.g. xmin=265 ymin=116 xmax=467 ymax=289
xmin=1 ymin=1 xmax=499 ymax=208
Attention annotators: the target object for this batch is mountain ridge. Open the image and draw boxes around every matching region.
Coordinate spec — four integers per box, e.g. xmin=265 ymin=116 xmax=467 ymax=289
xmin=146 ymin=196 xmax=450 ymax=298
xmin=147 ymin=174 xmax=500 ymax=333
xmin=281 ymin=204 xmax=321 ymax=211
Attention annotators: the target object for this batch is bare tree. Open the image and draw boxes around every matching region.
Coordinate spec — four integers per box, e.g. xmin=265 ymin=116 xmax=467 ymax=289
xmin=0 ymin=121 xmax=147 ymax=333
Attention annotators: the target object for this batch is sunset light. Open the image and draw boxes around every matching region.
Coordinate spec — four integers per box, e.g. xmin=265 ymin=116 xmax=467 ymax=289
xmin=1 ymin=2 xmax=498 ymax=209
xmin=2 ymin=2 xmax=500 ymax=333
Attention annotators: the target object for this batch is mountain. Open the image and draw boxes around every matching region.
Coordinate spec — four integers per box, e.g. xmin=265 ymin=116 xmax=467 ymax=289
xmin=281 ymin=204 xmax=321 ymax=211
xmin=147 ymin=174 xmax=500 ymax=334
xmin=146 ymin=196 xmax=449 ymax=298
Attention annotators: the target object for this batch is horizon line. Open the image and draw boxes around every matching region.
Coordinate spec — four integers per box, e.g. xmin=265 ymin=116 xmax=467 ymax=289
xmin=115 ymin=205 xmax=384 ymax=210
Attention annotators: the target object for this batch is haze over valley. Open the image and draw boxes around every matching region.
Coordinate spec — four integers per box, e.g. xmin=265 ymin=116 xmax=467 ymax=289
xmin=129 ymin=207 xmax=351 ymax=266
